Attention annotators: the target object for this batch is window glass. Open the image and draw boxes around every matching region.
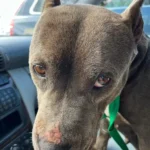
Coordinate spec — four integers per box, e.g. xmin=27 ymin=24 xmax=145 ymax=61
xmin=0 ymin=0 xmax=150 ymax=36
xmin=32 ymin=0 xmax=45 ymax=12
xmin=100 ymin=0 xmax=150 ymax=7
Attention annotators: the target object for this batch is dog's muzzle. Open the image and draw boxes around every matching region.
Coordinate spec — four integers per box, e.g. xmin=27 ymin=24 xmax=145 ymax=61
xmin=38 ymin=138 xmax=71 ymax=150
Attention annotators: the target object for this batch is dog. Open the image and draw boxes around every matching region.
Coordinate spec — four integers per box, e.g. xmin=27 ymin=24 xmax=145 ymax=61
xmin=29 ymin=0 xmax=150 ymax=149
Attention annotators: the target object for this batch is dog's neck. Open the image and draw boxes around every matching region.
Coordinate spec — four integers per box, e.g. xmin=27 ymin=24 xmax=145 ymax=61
xmin=127 ymin=33 xmax=150 ymax=84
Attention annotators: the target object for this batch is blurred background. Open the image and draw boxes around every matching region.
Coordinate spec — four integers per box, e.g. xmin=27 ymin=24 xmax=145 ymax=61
xmin=0 ymin=0 xmax=150 ymax=37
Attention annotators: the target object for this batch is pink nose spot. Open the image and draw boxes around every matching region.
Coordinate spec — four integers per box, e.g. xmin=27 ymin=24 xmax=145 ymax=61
xmin=44 ymin=123 xmax=62 ymax=144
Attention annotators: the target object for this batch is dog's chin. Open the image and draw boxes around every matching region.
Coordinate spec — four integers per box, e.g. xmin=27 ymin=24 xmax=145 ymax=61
xmin=38 ymin=139 xmax=72 ymax=150
xmin=37 ymin=140 xmax=94 ymax=150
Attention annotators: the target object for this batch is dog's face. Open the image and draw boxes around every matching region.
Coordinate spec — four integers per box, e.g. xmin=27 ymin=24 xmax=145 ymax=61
xmin=29 ymin=0 xmax=144 ymax=149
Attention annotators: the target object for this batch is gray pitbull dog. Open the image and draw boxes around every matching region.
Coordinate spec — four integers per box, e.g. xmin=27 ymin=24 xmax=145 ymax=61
xmin=29 ymin=0 xmax=150 ymax=149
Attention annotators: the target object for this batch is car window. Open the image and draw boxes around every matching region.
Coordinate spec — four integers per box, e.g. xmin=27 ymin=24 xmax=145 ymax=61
xmin=16 ymin=0 xmax=34 ymax=16
xmin=31 ymin=0 xmax=45 ymax=13
xmin=0 ymin=0 xmax=150 ymax=36
xmin=100 ymin=0 xmax=132 ymax=7
xmin=102 ymin=0 xmax=150 ymax=36
xmin=101 ymin=0 xmax=150 ymax=7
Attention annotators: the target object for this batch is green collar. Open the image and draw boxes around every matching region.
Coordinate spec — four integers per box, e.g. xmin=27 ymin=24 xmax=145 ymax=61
xmin=102 ymin=96 xmax=128 ymax=150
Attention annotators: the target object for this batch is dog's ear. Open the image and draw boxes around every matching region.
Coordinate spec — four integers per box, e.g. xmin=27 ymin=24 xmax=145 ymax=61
xmin=121 ymin=0 xmax=144 ymax=43
xmin=43 ymin=0 xmax=61 ymax=11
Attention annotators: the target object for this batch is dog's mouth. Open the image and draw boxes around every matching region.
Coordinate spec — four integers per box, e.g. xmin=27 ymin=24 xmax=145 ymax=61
xmin=37 ymin=136 xmax=94 ymax=150
xmin=37 ymin=139 xmax=72 ymax=150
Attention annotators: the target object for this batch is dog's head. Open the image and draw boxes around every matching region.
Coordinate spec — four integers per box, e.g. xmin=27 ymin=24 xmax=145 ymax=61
xmin=29 ymin=0 xmax=144 ymax=149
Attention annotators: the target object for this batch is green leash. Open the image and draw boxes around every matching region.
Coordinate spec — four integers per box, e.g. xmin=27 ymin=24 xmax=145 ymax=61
xmin=102 ymin=96 xmax=128 ymax=150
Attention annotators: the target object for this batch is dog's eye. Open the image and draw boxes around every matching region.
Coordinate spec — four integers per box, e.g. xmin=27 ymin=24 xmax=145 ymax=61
xmin=94 ymin=75 xmax=111 ymax=88
xmin=33 ymin=64 xmax=46 ymax=77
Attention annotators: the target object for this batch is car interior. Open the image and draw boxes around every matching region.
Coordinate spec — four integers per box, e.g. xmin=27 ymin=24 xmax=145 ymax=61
xmin=0 ymin=0 xmax=150 ymax=150
xmin=0 ymin=36 xmax=35 ymax=150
